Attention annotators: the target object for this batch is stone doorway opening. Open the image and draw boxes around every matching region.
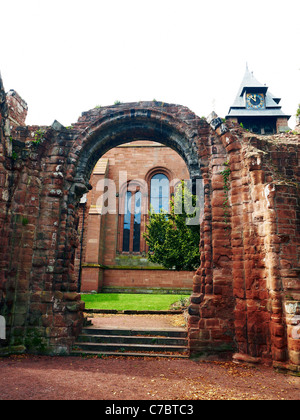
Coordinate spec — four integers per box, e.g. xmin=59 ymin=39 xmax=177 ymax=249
xmin=64 ymin=103 xmax=207 ymax=356
xmin=69 ymin=105 xmax=205 ymax=355
xmin=75 ymin=138 xmax=195 ymax=297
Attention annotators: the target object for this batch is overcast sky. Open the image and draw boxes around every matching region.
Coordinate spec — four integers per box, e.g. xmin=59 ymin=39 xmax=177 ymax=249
xmin=1 ymin=0 xmax=299 ymax=128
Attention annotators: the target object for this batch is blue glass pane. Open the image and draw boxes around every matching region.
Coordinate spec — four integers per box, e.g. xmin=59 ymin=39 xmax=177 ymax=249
xmin=150 ymin=174 xmax=169 ymax=213
xmin=133 ymin=191 xmax=141 ymax=252
xmin=123 ymin=191 xmax=132 ymax=252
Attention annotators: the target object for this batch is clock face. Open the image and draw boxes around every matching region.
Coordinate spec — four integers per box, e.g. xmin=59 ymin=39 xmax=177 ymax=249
xmin=246 ymin=93 xmax=265 ymax=109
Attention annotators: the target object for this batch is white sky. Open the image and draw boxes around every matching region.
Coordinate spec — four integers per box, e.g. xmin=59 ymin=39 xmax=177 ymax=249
xmin=1 ymin=0 xmax=299 ymax=128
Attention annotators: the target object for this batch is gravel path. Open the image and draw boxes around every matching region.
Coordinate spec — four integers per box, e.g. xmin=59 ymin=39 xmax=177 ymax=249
xmin=0 ymin=355 xmax=299 ymax=400
xmin=87 ymin=313 xmax=187 ymax=329
xmin=1 ymin=314 xmax=299 ymax=400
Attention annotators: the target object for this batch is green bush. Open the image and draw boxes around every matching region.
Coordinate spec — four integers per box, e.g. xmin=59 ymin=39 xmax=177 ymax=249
xmin=144 ymin=181 xmax=200 ymax=271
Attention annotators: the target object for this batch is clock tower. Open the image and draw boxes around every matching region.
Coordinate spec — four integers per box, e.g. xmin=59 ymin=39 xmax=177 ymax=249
xmin=226 ymin=65 xmax=291 ymax=134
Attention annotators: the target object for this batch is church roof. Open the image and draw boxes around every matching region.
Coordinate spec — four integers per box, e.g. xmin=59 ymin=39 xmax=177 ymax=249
xmin=226 ymin=65 xmax=291 ymax=119
xmin=239 ymin=65 xmax=267 ymax=95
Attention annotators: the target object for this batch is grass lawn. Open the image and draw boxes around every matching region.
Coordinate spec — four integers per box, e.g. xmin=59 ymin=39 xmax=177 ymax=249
xmin=81 ymin=293 xmax=190 ymax=311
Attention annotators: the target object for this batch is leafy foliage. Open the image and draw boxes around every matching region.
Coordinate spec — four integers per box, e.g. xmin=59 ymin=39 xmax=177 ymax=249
xmin=144 ymin=181 xmax=200 ymax=271
xmin=32 ymin=129 xmax=45 ymax=145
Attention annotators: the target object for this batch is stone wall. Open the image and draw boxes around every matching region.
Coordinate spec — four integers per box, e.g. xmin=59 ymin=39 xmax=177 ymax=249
xmin=0 ymin=80 xmax=85 ymax=353
xmin=0 ymin=84 xmax=299 ymax=372
xmin=101 ymin=269 xmax=193 ymax=294
xmin=189 ymin=114 xmax=300 ymax=372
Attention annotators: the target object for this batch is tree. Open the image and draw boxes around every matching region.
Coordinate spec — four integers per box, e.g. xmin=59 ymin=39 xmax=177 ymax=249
xmin=144 ymin=181 xmax=200 ymax=271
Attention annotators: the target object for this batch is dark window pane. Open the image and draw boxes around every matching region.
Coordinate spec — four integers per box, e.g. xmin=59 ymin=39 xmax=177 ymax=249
xmin=133 ymin=191 xmax=141 ymax=252
xmin=123 ymin=191 xmax=132 ymax=252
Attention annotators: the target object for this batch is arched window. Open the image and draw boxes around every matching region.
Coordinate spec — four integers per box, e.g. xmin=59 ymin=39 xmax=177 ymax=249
xmin=118 ymin=172 xmax=171 ymax=254
xmin=150 ymin=173 xmax=170 ymax=213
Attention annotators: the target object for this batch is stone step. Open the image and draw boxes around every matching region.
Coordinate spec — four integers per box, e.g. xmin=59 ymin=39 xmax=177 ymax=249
xmin=71 ymin=326 xmax=189 ymax=358
xmin=77 ymin=334 xmax=188 ymax=346
xmin=72 ymin=341 xmax=188 ymax=354
xmin=81 ymin=327 xmax=187 ymax=338
xmin=70 ymin=349 xmax=189 ymax=359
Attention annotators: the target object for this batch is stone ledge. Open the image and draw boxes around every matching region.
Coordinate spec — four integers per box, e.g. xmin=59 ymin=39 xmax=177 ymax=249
xmin=100 ymin=287 xmax=193 ymax=295
xmin=232 ymin=352 xmax=261 ymax=365
xmin=273 ymin=361 xmax=300 ymax=377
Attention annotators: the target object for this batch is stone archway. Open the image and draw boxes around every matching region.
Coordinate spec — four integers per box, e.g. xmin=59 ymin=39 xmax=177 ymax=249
xmin=70 ymin=104 xmax=204 ymax=190
xmin=1 ymin=100 xmax=211 ymax=355
xmin=0 ymin=88 xmax=299 ymax=373
xmin=59 ymin=102 xmax=210 ymax=331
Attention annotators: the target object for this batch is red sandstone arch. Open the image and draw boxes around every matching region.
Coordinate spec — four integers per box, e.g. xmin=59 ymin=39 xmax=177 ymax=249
xmin=70 ymin=104 xmax=205 ymax=185
xmin=0 ymin=92 xmax=299 ymax=372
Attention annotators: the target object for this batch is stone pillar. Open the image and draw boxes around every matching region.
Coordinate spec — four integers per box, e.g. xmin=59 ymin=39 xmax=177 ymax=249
xmin=6 ymin=90 xmax=28 ymax=129
xmin=81 ymin=209 xmax=104 ymax=292
xmin=80 ymin=161 xmax=108 ymax=292
xmin=285 ymin=302 xmax=300 ymax=367
xmin=189 ymin=113 xmax=236 ymax=358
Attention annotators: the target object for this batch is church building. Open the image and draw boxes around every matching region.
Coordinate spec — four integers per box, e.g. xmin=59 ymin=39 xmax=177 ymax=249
xmin=78 ymin=140 xmax=195 ymax=294
xmin=226 ymin=65 xmax=291 ymax=134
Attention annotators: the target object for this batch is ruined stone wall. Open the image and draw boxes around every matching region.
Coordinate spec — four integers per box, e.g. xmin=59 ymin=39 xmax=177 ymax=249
xmin=0 ymin=92 xmax=299 ymax=372
xmin=0 ymin=74 xmax=12 ymax=339
xmin=189 ymin=115 xmax=300 ymax=372
xmin=250 ymin=134 xmax=300 ymax=368
xmin=0 ymin=92 xmax=85 ymax=354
